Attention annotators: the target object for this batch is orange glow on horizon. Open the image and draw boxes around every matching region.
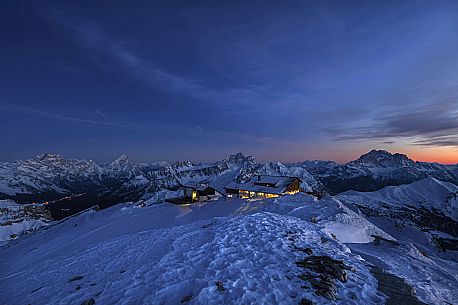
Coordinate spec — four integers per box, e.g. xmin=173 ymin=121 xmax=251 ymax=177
xmin=295 ymin=147 xmax=458 ymax=165
xmin=245 ymin=145 xmax=457 ymax=165
xmin=404 ymin=148 xmax=458 ymax=165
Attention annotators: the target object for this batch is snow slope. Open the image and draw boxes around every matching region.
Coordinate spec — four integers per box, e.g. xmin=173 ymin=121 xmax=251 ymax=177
xmin=275 ymin=194 xmax=392 ymax=243
xmin=341 ymin=177 xmax=458 ymax=221
xmin=0 ymin=212 xmax=383 ymax=305
xmin=338 ymin=178 xmax=458 ymax=260
xmin=348 ymin=241 xmax=458 ymax=305
xmin=1 ymin=194 xmax=456 ymax=304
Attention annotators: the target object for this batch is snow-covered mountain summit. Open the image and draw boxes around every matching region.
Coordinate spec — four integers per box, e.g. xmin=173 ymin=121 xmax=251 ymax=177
xmin=226 ymin=152 xmax=256 ymax=167
xmin=299 ymin=150 xmax=458 ymax=194
xmin=349 ymin=149 xmax=413 ymax=168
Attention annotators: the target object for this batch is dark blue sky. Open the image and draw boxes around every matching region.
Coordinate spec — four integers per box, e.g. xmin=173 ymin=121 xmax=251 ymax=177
xmin=1 ymin=0 xmax=458 ymax=163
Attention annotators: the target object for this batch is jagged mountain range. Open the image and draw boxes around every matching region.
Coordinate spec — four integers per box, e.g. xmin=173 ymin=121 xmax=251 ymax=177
xmin=0 ymin=150 xmax=456 ymax=218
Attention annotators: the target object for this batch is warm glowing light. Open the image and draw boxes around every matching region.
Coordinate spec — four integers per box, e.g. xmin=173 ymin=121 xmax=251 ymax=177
xmin=402 ymin=147 xmax=458 ymax=165
xmin=285 ymin=190 xmax=300 ymax=195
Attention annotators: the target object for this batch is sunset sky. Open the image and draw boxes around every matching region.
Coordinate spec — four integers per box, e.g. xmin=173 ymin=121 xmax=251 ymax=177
xmin=1 ymin=1 xmax=457 ymax=164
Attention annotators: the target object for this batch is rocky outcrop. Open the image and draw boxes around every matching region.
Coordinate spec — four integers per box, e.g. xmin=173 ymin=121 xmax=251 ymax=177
xmin=370 ymin=266 xmax=425 ymax=305
xmin=296 ymin=255 xmax=355 ymax=300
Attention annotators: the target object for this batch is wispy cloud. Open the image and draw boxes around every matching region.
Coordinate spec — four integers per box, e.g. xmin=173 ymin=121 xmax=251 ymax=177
xmin=324 ymin=97 xmax=458 ymax=147
xmin=111 ymin=43 xmax=298 ymax=112
xmin=0 ymin=101 xmax=125 ymax=128
xmin=0 ymin=101 xmax=301 ymax=147
xmin=49 ymin=15 xmax=288 ymax=112
xmin=94 ymin=109 xmax=108 ymax=120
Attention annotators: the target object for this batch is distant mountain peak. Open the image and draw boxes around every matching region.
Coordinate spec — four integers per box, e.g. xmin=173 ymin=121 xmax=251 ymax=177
xmin=352 ymin=149 xmax=411 ymax=167
xmin=108 ymin=155 xmax=137 ymax=169
xmin=113 ymin=154 xmax=130 ymax=163
xmin=227 ymin=152 xmax=255 ymax=166
xmin=36 ymin=153 xmax=64 ymax=161
xmin=171 ymin=160 xmax=193 ymax=168
xmin=366 ymin=149 xmax=391 ymax=155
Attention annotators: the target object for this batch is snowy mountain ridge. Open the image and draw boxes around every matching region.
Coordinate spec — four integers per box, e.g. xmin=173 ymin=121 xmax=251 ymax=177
xmin=298 ymin=150 xmax=458 ymax=194
xmin=0 ymin=153 xmax=256 ymax=195
xmin=341 ymin=177 xmax=458 ymax=221
xmin=0 ymin=150 xmax=457 ymax=219
xmin=338 ymin=177 xmax=458 ymax=261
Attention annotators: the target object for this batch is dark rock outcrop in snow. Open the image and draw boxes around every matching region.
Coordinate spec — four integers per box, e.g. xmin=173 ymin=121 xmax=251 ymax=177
xmin=296 ymin=255 xmax=355 ymax=300
xmin=370 ymin=266 xmax=426 ymax=305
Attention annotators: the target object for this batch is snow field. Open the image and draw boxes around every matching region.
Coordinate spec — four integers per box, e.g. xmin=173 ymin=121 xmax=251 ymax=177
xmin=1 ymin=211 xmax=384 ymax=304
